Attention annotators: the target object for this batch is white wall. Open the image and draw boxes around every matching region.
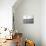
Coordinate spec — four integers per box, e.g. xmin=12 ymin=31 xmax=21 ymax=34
xmin=0 ymin=0 xmax=46 ymax=46
xmin=41 ymin=0 xmax=46 ymax=46
xmin=0 ymin=0 xmax=16 ymax=30
xmin=13 ymin=0 xmax=41 ymax=46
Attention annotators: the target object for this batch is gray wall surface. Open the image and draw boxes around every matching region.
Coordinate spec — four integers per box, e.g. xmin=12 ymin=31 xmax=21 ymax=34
xmin=13 ymin=0 xmax=41 ymax=46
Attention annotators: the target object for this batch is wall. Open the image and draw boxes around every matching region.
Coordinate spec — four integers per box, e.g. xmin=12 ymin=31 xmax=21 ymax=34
xmin=0 ymin=0 xmax=16 ymax=30
xmin=0 ymin=0 xmax=46 ymax=46
xmin=13 ymin=0 xmax=41 ymax=46
xmin=41 ymin=0 xmax=46 ymax=46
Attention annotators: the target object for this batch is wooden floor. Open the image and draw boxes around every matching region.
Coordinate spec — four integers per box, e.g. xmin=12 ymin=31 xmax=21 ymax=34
xmin=0 ymin=39 xmax=16 ymax=46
